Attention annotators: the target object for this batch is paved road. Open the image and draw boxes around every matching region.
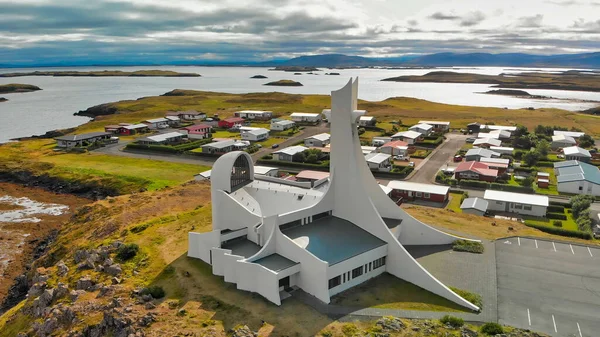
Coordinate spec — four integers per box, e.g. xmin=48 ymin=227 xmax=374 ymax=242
xmin=96 ymin=140 xmax=217 ymax=167
xmin=496 ymin=237 xmax=600 ymax=337
xmin=410 ymin=133 xmax=468 ymax=183
xmin=251 ymin=123 xmax=329 ymax=162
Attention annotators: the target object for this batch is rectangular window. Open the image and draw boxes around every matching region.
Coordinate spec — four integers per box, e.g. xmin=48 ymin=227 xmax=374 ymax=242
xmin=369 ymin=262 xmax=372 ymax=271
xmin=424 ymin=193 xmax=431 ymax=199
xmin=524 ymin=205 xmax=532 ymax=211
xmin=416 ymin=192 xmax=423 ymax=197
xmin=343 ymin=273 xmax=346 ymax=283
xmin=514 ymin=203 xmax=523 ymax=209
xmin=351 ymin=266 xmax=363 ymax=279
xmin=496 ymin=201 xmax=503 ymax=205
xmin=328 ymin=276 xmax=341 ymax=289
xmin=579 ymin=186 xmax=583 ymax=191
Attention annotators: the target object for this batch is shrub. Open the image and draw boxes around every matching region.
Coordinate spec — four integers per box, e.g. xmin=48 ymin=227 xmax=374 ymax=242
xmin=546 ymin=212 xmax=567 ymax=220
xmin=116 ymin=243 xmax=139 ymax=261
xmin=140 ymin=285 xmax=165 ymax=299
xmin=524 ymin=221 xmax=592 ymax=239
xmin=341 ymin=324 xmax=358 ymax=337
xmin=480 ymin=322 xmax=503 ymax=335
xmin=452 ymin=240 xmax=484 ymax=254
xmin=320 ymin=331 xmax=333 ymax=337
xmin=547 ymin=205 xmax=565 ymax=213
xmin=440 ymin=315 xmax=464 ymax=328
xmin=450 ymin=287 xmax=483 ymax=308
xmin=553 ymin=220 xmax=563 ymax=227
xmin=262 ymin=154 xmax=273 ymax=160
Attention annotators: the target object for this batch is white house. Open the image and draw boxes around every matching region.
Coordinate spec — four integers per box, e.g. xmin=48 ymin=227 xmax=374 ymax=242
xmin=187 ymin=78 xmax=480 ymax=310
xmin=364 ymin=153 xmax=392 ymax=172
xmin=551 ymin=134 xmax=577 ymax=149
xmin=253 ymin=166 xmax=279 ymax=177
xmin=483 ymin=190 xmax=548 ymax=217
xmin=361 ymin=146 xmax=378 ymax=155
xmin=304 ymin=133 xmax=331 ymax=147
xmin=135 ymin=131 xmax=186 ymax=145
xmin=555 ymin=160 xmax=600 ymax=196
xmin=378 ymin=140 xmax=409 ymax=157
xmin=489 ymin=146 xmax=514 ymax=155
xmin=358 ymin=116 xmax=377 ymax=127
xmin=54 ymin=132 xmax=112 ymax=149
xmin=481 ymin=125 xmax=517 ymax=132
xmin=167 ymin=110 xmax=206 ymax=120
xmin=391 ymin=131 xmax=422 ymax=145
xmin=372 ymin=136 xmax=393 ymax=147
xmin=143 ymin=118 xmax=169 ymax=129
xmin=563 ymin=146 xmax=591 ymax=162
xmin=201 ymin=139 xmax=236 ymax=154
xmin=270 ymin=119 xmax=296 ymax=131
xmin=241 ymin=128 xmax=270 ymax=142
xmin=409 ymin=123 xmax=434 ymax=136
xmin=272 ymin=145 xmax=308 ymax=161
xmin=465 ymin=148 xmax=500 ymax=162
xmin=418 ymin=121 xmax=450 ymax=133
xmin=235 ymin=110 xmax=273 ymax=120
xmin=554 ymin=130 xmax=585 ymax=139
xmin=473 ymin=138 xmax=502 ymax=148
xmin=291 ymin=112 xmax=322 ymax=124
xmin=477 ymin=130 xmax=511 ymax=140
xmin=460 ymin=198 xmax=489 ymax=216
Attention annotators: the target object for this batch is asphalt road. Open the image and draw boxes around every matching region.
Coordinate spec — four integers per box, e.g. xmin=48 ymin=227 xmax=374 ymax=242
xmin=251 ymin=122 xmax=329 ymax=161
xmin=496 ymin=237 xmax=600 ymax=337
xmin=409 ymin=133 xmax=468 ymax=183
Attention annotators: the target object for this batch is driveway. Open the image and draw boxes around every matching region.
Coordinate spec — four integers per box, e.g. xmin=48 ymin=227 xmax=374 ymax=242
xmin=496 ymin=237 xmax=600 ymax=337
xmin=251 ymin=123 xmax=329 ymax=162
xmin=409 ymin=133 xmax=468 ymax=183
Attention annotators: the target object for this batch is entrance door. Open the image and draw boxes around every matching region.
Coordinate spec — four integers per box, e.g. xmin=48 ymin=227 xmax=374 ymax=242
xmin=279 ymin=276 xmax=290 ymax=291
xmin=505 ymin=202 xmax=510 ymax=212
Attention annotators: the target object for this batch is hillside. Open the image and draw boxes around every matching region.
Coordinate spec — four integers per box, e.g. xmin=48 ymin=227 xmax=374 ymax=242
xmin=0 ymin=84 xmax=42 ymax=94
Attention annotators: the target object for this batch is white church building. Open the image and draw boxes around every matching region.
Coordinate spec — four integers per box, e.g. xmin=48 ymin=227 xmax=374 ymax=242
xmin=188 ymin=78 xmax=479 ymax=311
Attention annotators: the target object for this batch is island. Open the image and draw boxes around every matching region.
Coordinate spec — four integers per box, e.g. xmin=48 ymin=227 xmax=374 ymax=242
xmin=263 ymin=79 xmax=303 ymax=87
xmin=250 ymin=75 xmax=267 ymax=79
xmin=0 ymin=97 xmax=7 ymax=102
xmin=269 ymin=66 xmax=319 ymax=72
xmin=382 ymin=70 xmax=600 ymax=92
xmin=0 ymin=83 xmax=42 ymax=94
xmin=326 ymin=72 xmax=341 ymax=75
xmin=0 ymin=70 xmax=201 ymax=77
xmin=483 ymin=89 xmax=550 ymax=99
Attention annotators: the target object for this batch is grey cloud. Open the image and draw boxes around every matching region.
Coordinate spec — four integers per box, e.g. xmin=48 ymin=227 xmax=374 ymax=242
xmin=459 ymin=11 xmax=486 ymax=27
xmin=429 ymin=12 xmax=460 ymax=20
xmin=516 ymin=14 xmax=544 ymax=27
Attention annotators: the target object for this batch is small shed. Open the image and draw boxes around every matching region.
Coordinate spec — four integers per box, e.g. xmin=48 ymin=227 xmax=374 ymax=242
xmin=460 ymin=197 xmax=489 ymax=216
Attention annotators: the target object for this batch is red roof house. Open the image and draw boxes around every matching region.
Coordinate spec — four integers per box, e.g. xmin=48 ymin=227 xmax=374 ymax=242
xmin=455 ymin=161 xmax=498 ymax=182
xmin=218 ymin=117 xmax=245 ymax=129
xmin=180 ymin=124 xmax=212 ymax=139
xmin=378 ymin=140 xmax=409 ymax=156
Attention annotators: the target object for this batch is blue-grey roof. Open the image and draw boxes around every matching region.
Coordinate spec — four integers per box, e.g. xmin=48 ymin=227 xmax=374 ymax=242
xmin=222 ymin=238 xmax=261 ymax=258
xmin=460 ymin=197 xmax=489 ymax=212
xmin=253 ymin=254 xmax=298 ymax=272
xmin=282 ymin=216 xmax=387 ymax=265
xmin=465 ymin=148 xmax=499 ymax=158
xmin=555 ymin=160 xmax=600 ymax=185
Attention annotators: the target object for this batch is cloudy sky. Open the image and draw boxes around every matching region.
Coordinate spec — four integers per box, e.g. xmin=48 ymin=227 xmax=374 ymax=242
xmin=1 ymin=0 xmax=599 ymax=65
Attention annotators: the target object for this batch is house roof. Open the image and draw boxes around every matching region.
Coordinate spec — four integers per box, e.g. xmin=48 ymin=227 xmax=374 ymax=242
xmin=537 ymin=172 xmax=550 ymax=177
xmin=122 ymin=124 xmax=148 ymax=130
xmin=196 ymin=170 xmax=211 ymax=179
xmin=455 ymin=161 xmax=499 ymax=177
xmin=145 ymin=117 xmax=169 ymax=123
xmin=484 ymin=190 xmax=549 ymax=207
xmin=245 ymin=128 xmax=270 ymax=136
xmin=274 ymin=145 xmax=308 ymax=156
xmin=359 ymin=116 xmax=376 ymax=121
xmin=167 ymin=110 xmax=204 ymax=116
xmin=482 ymin=125 xmax=517 ymax=132
xmin=223 ymin=117 xmax=245 ymax=123
xmin=104 ymin=125 xmax=120 ymax=129
xmin=551 ymin=134 xmax=576 ymax=144
xmin=392 ymin=130 xmax=422 ymax=139
xmin=554 ymin=130 xmax=585 ymax=138
xmin=465 ymin=148 xmax=500 ymax=158
xmin=418 ymin=120 xmax=450 ymax=126
xmin=281 ymin=216 xmax=386 ymax=265
xmin=55 ymin=132 xmax=111 ymax=141
xmin=410 ymin=123 xmax=434 ymax=131
xmin=253 ymin=166 xmax=278 ymax=175
xmin=291 ymin=112 xmax=321 ymax=117
xmin=387 ymin=181 xmax=450 ymax=195
xmin=253 ymin=254 xmax=298 ymax=272
xmin=306 ymin=133 xmax=330 ymax=142
xmin=480 ymin=157 xmax=510 ymax=167
xmin=460 ymin=197 xmax=489 ymax=212
xmin=296 ymin=170 xmax=330 ymax=181
xmin=489 ymin=146 xmax=514 ymax=152
xmin=361 ymin=146 xmax=377 ymax=154
xmin=563 ymin=146 xmax=591 ymax=157
xmin=202 ymin=139 xmax=236 ymax=149
xmin=165 ymin=116 xmax=180 ymax=121
xmin=381 ymin=140 xmax=409 ymax=149
xmin=181 ymin=124 xmax=211 ymax=132
xmin=365 ymin=152 xmax=391 ymax=164
xmin=379 ymin=184 xmax=393 ymax=195
xmin=473 ymin=138 xmax=502 ymax=147
xmin=272 ymin=119 xmax=295 ymax=126
xmin=555 ymin=160 xmax=600 ymax=185
xmin=138 ymin=131 xmax=185 ymax=143
xmin=237 ymin=110 xmax=272 ymax=114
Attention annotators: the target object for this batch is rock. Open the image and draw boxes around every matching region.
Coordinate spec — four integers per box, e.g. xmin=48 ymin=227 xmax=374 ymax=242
xmin=461 ymin=327 xmax=478 ymax=337
xmin=56 ymin=260 xmax=69 ymax=276
xmin=74 ymin=250 xmax=90 ymax=264
xmin=98 ymin=285 xmax=113 ymax=298
xmin=138 ymin=313 xmax=155 ymax=327
xmin=112 ymin=241 xmax=124 ymax=250
xmin=141 ymin=294 xmax=153 ymax=303
xmin=76 ymin=276 xmax=94 ymax=291
xmin=103 ymin=258 xmax=114 ymax=267
xmin=124 ymin=306 xmax=133 ymax=313
xmin=94 ymin=264 xmax=105 ymax=273
xmin=33 ymin=271 xmax=49 ymax=284
xmin=69 ymin=290 xmax=84 ymax=302
xmin=110 ymin=297 xmax=123 ymax=308
xmin=88 ymin=252 xmax=100 ymax=264
xmin=376 ymin=316 xmax=405 ymax=332
xmin=77 ymin=258 xmax=95 ymax=270
xmin=105 ymin=264 xmax=122 ymax=276
xmin=177 ymin=308 xmax=187 ymax=316
xmin=231 ymin=325 xmax=256 ymax=337
xmin=144 ymin=302 xmax=156 ymax=310
xmin=34 ymin=317 xmax=58 ymax=337
xmin=28 ymin=281 xmax=47 ymax=298
xmin=54 ymin=283 xmax=69 ymax=300
xmin=111 ymin=277 xmax=122 ymax=285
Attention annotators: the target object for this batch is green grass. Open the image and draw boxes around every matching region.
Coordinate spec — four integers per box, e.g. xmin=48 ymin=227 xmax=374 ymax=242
xmin=524 ymin=207 xmax=578 ymax=231
xmin=257 ymin=137 xmax=283 ymax=147
xmin=211 ymin=130 xmax=239 ymax=138
xmin=446 ymin=193 xmax=463 ymax=213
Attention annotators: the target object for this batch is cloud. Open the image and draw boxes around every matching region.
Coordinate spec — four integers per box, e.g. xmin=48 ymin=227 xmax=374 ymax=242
xmin=428 ymin=10 xmax=485 ymax=27
xmin=429 ymin=12 xmax=460 ymax=21
xmin=516 ymin=14 xmax=544 ymax=28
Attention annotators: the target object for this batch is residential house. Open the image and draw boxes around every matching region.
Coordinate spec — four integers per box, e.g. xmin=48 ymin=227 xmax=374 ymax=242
xmin=235 ymin=110 xmax=273 ymax=120
xmin=478 ymin=130 xmax=511 ymax=140
xmin=304 ymin=133 xmax=331 ymax=147
xmin=484 ymin=190 xmax=548 ymax=217
xmin=167 ymin=110 xmax=206 ymax=121
xmin=295 ymin=170 xmax=330 ymax=184
xmin=551 ymin=134 xmax=577 ymax=149
xmin=272 ymin=145 xmax=308 ymax=162
xmin=365 ymin=153 xmax=392 ymax=172
xmin=254 ymin=166 xmax=279 ymax=177
xmin=218 ymin=117 xmax=245 ymax=129
xmin=489 ymin=146 xmax=514 ymax=155
xmin=194 ymin=170 xmax=212 ymax=181
xmin=135 ymin=132 xmax=187 ymax=145
xmin=144 ymin=118 xmax=169 ymax=129
xmin=291 ymin=112 xmax=322 ymax=124
xmin=460 ymin=197 xmax=489 ymax=216
xmin=104 ymin=125 xmax=121 ymax=133
xmin=54 ymin=132 xmax=112 ymax=149
xmin=473 ymin=138 xmax=502 ymax=148
xmin=387 ymin=181 xmax=450 ymax=203
xmin=270 ymin=119 xmax=296 ymax=131
xmin=118 ymin=124 xmax=149 ymax=135
xmin=391 ymin=131 xmax=423 ymax=145
xmin=479 ymin=158 xmax=510 ymax=175
xmin=554 ymin=130 xmax=585 ymax=139
xmin=358 ymin=116 xmax=377 ymax=127
xmin=378 ymin=140 xmax=409 ymax=157
xmin=241 ymin=128 xmax=270 ymax=142
xmin=563 ymin=146 xmax=591 ymax=162
xmin=201 ymin=139 xmax=236 ymax=154
xmin=180 ymin=124 xmax=212 ymax=139
xmin=165 ymin=116 xmax=181 ymax=127
xmin=465 ymin=148 xmax=501 ymax=162
xmin=455 ymin=161 xmax=498 ymax=182
xmin=481 ymin=125 xmax=517 ymax=132
xmin=361 ymin=146 xmax=378 ymax=155
xmin=418 ymin=121 xmax=450 ymax=133
xmin=372 ymin=136 xmax=393 ymax=147
xmin=467 ymin=122 xmax=481 ymax=134
xmin=554 ymin=160 xmax=600 ymax=196
xmin=409 ymin=123 xmax=434 ymax=136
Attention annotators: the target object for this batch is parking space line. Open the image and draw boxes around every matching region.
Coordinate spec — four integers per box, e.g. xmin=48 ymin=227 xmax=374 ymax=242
xmin=553 ymin=242 xmax=557 ymax=252
xmin=535 ymin=239 xmax=538 ymax=248
xmin=577 ymin=322 xmax=582 ymax=337
xmin=527 ymin=308 xmax=531 ymax=326
xmin=570 ymin=244 xmax=575 ymax=255
xmin=588 ymin=247 xmax=593 ymax=257
xmin=518 ymin=237 xmax=521 ymax=246
xmin=552 ymin=314 xmax=557 ymax=333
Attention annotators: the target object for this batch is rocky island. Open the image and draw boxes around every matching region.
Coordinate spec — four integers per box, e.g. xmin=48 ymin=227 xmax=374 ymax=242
xmin=0 ymin=83 xmax=42 ymax=94
xmin=0 ymin=97 xmax=7 ymax=102
xmin=264 ymin=79 xmax=303 ymax=86
xmin=382 ymin=70 xmax=600 ymax=92
xmin=0 ymin=70 xmax=201 ymax=77
xmin=269 ymin=66 xmax=319 ymax=72
xmin=483 ymin=89 xmax=550 ymax=99
xmin=250 ymin=75 xmax=267 ymax=79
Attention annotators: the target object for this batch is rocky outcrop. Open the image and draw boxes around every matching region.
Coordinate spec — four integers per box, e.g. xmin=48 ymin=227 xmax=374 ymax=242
xmin=74 ymin=103 xmax=118 ymax=118
xmin=250 ymin=75 xmax=267 ymax=79
xmin=231 ymin=325 xmax=257 ymax=337
xmin=0 ymin=97 xmax=7 ymax=102
xmin=376 ymin=316 xmax=405 ymax=332
xmin=76 ymin=276 xmax=94 ymax=291
xmin=0 ymin=83 xmax=42 ymax=94
xmin=263 ymin=80 xmax=303 ymax=87
xmin=56 ymin=260 xmax=69 ymax=276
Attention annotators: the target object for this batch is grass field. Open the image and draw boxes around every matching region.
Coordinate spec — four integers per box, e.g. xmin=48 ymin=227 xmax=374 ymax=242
xmin=446 ymin=193 xmax=464 ymax=213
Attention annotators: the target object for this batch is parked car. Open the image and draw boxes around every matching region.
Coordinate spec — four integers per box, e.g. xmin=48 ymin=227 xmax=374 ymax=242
xmin=271 ymin=144 xmax=279 ymax=149
xmin=466 ymin=137 xmax=476 ymax=143
xmin=453 ymin=155 xmax=463 ymax=162
xmin=408 ymin=161 xmax=415 ymax=167
xmin=394 ymin=154 xmax=408 ymax=161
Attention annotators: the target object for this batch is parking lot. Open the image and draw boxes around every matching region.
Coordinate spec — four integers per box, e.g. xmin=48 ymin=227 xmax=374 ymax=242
xmin=496 ymin=237 xmax=600 ymax=337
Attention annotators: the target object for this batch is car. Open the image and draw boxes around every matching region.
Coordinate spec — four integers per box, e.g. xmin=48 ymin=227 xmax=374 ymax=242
xmin=466 ymin=137 xmax=476 ymax=143
xmin=453 ymin=155 xmax=463 ymax=162
xmin=271 ymin=144 xmax=279 ymax=149
xmin=408 ymin=161 xmax=415 ymax=167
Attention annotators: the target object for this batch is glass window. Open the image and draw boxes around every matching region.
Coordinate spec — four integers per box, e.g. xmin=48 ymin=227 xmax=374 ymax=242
xmin=514 ymin=203 xmax=523 ymax=209
xmin=328 ymin=276 xmax=341 ymax=289
xmin=416 ymin=192 xmax=423 ymax=197
xmin=524 ymin=205 xmax=532 ymax=211
xmin=496 ymin=201 xmax=503 ymax=205
xmin=424 ymin=193 xmax=431 ymax=199
xmin=351 ymin=266 xmax=364 ymax=279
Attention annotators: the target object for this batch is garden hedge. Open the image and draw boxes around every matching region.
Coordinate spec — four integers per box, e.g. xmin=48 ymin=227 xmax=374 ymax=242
xmin=547 ymin=205 xmax=566 ymax=213
xmin=524 ymin=221 xmax=592 ymax=239
xmin=546 ymin=212 xmax=567 ymax=220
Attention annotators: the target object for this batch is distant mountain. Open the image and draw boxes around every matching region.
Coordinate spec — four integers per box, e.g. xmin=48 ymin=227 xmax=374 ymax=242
xmin=258 ymin=52 xmax=600 ymax=69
